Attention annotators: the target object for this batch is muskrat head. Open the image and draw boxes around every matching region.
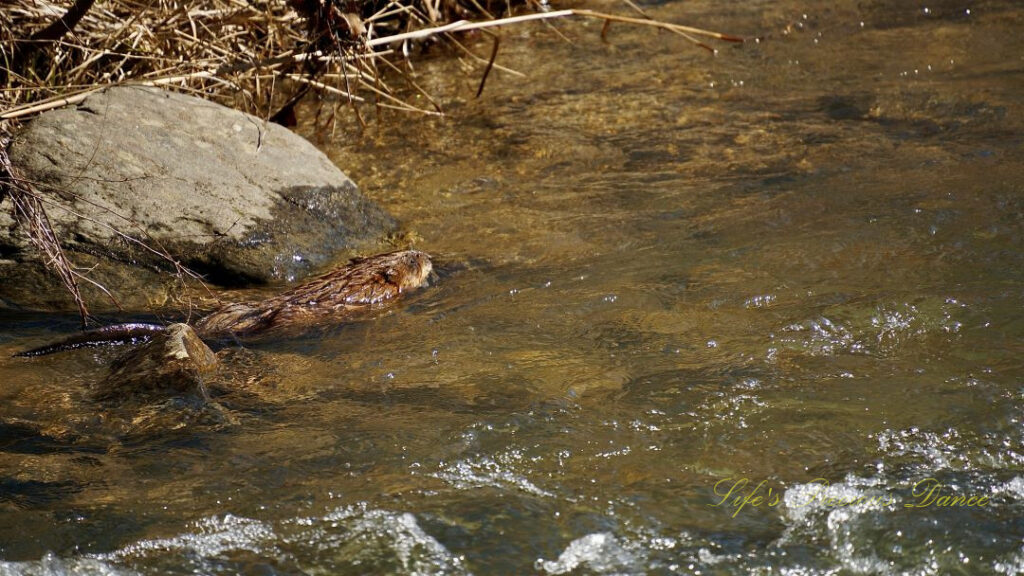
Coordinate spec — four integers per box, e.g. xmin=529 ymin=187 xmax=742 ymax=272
xmin=385 ymin=249 xmax=433 ymax=291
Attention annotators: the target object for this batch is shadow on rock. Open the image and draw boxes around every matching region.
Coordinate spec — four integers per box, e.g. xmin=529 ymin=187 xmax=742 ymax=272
xmin=0 ymin=86 xmax=398 ymax=310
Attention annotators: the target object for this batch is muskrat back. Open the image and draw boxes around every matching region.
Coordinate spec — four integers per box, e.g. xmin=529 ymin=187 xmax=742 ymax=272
xmin=194 ymin=249 xmax=433 ymax=339
xmin=14 ymin=250 xmax=433 ymax=356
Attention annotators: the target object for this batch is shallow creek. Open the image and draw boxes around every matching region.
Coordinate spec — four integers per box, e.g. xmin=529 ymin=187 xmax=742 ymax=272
xmin=1 ymin=1 xmax=1021 ymax=574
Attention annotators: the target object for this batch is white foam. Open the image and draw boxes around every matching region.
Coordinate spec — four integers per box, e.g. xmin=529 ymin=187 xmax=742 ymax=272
xmin=0 ymin=553 xmax=136 ymax=576
xmin=781 ymin=475 xmax=894 ymax=574
xmin=107 ymin=514 xmax=275 ymax=559
xmin=993 ymin=546 xmax=1024 ymax=575
xmin=4 ymin=504 xmax=465 ymax=576
xmin=433 ymin=451 xmax=554 ymax=498
xmin=875 ymin=428 xmax=969 ymax=471
xmin=535 ymin=532 xmax=642 ymax=575
xmin=289 ymin=503 xmax=467 ymax=576
xmin=995 ymin=476 xmax=1024 ymax=500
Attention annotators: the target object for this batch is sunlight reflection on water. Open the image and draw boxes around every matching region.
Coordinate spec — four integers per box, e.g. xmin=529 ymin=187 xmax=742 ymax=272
xmin=1 ymin=0 xmax=1022 ymax=573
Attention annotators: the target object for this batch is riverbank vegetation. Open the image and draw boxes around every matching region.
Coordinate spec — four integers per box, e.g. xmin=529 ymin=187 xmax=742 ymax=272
xmin=1 ymin=0 xmax=740 ymax=122
xmin=0 ymin=0 xmax=740 ymax=322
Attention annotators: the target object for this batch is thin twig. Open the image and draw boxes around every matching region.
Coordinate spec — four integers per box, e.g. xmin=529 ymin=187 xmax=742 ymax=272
xmin=364 ymin=9 xmax=742 ymax=48
xmin=475 ymin=31 xmax=499 ymax=98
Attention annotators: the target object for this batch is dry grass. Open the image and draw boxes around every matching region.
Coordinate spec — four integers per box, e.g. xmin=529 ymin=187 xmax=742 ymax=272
xmin=0 ymin=0 xmax=741 ymax=321
xmin=2 ymin=0 xmax=387 ymax=120
xmin=0 ymin=0 xmax=538 ymax=121
xmin=0 ymin=0 xmax=741 ymax=121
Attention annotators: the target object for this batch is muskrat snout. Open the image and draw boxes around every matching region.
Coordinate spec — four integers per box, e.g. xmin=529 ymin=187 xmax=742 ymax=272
xmin=398 ymin=250 xmax=433 ymax=291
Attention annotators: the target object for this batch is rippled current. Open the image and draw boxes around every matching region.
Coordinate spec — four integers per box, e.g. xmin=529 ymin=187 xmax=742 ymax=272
xmin=1 ymin=1 xmax=1022 ymax=574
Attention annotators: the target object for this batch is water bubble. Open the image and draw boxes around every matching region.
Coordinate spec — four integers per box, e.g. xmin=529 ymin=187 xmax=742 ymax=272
xmin=739 ymin=377 xmax=761 ymax=389
xmin=744 ymin=294 xmax=776 ymax=308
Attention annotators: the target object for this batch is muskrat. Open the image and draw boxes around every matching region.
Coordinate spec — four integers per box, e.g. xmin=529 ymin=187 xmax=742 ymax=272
xmin=15 ymin=249 xmax=432 ymax=357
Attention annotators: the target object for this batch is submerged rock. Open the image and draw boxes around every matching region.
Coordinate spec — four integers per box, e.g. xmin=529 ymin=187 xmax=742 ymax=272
xmin=97 ymin=323 xmax=217 ymax=402
xmin=0 ymin=86 xmax=396 ymax=309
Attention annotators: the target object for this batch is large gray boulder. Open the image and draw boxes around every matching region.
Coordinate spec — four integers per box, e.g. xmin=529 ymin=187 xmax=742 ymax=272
xmin=0 ymin=86 xmax=395 ymax=309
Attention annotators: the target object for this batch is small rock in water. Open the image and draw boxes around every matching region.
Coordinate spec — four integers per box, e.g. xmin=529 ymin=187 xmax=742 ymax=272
xmin=97 ymin=323 xmax=217 ymax=402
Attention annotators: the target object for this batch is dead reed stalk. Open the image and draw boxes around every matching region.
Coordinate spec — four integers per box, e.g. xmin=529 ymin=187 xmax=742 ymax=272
xmin=1 ymin=0 xmax=741 ymax=120
xmin=0 ymin=0 xmax=741 ymax=319
xmin=0 ymin=128 xmax=91 ymax=324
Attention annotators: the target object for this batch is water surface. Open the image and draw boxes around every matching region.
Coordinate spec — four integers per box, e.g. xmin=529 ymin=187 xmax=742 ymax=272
xmin=1 ymin=0 xmax=1021 ymax=574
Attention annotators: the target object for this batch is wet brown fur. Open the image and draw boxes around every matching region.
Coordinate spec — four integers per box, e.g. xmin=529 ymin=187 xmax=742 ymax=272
xmin=193 ymin=249 xmax=432 ymax=339
xmin=15 ymin=250 xmax=432 ymax=356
